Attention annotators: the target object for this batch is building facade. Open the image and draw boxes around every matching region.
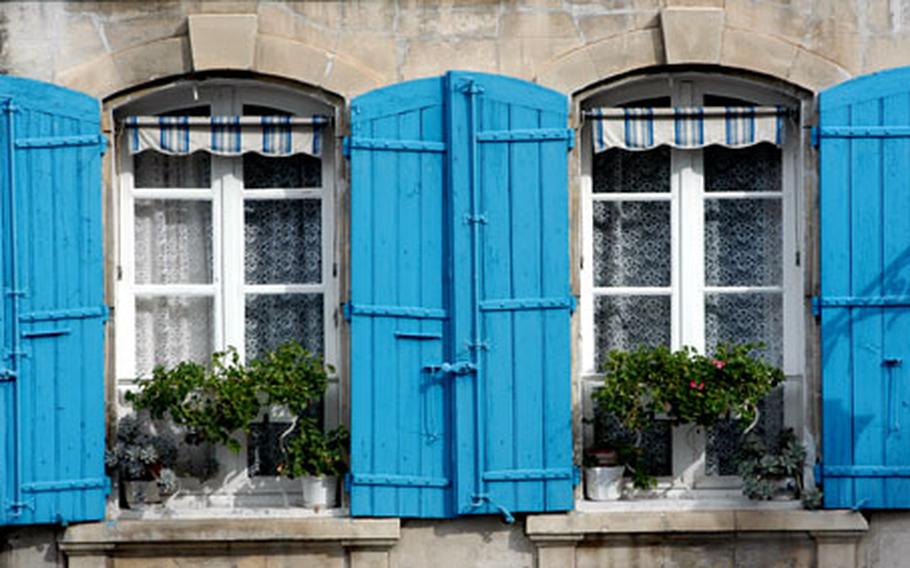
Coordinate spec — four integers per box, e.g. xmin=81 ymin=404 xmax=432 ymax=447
xmin=2 ymin=0 xmax=910 ymax=566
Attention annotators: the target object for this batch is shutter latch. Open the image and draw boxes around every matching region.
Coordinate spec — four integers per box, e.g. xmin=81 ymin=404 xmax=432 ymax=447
xmin=0 ymin=368 xmax=16 ymax=382
xmin=471 ymin=494 xmax=515 ymax=524
xmin=424 ymin=361 xmax=477 ymax=375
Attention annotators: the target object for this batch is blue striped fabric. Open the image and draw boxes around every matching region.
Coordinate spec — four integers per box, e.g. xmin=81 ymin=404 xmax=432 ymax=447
xmin=591 ymin=106 xmax=787 ymax=153
xmin=125 ymin=115 xmax=328 ymax=157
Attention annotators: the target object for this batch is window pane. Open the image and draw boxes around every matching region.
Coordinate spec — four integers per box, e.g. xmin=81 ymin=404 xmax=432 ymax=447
xmin=594 ymin=295 xmax=670 ymax=369
xmin=704 ymin=143 xmax=781 ymax=193
xmin=706 ymin=386 xmax=784 ymax=476
xmin=243 ymin=153 xmax=322 ymax=189
xmin=593 ymin=201 xmax=671 ymax=287
xmin=135 ymin=296 xmax=214 ymax=376
xmin=245 ymin=294 xmax=324 ymax=360
xmin=134 ymin=151 xmax=211 ymax=188
xmin=593 ymin=147 xmax=670 ymax=193
xmin=245 ymin=200 xmax=321 ymax=284
xmin=594 ymin=408 xmax=672 ymax=478
xmin=704 ymin=199 xmax=782 ymax=286
xmin=134 ymin=200 xmax=213 ymax=284
xmin=705 ymin=292 xmax=783 ymax=367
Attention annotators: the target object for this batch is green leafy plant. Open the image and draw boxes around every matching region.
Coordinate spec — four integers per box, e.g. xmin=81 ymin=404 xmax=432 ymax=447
xmin=737 ymin=428 xmax=822 ymax=508
xmin=105 ymin=414 xmax=178 ymax=493
xmin=593 ymin=343 xmax=785 ymax=488
xmin=279 ymin=417 xmax=349 ymax=478
xmin=124 ymin=340 xmax=347 ymax=480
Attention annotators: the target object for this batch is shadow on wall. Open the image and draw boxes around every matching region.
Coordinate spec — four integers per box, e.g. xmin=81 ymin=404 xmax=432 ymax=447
xmin=0 ymin=8 xmax=7 ymax=75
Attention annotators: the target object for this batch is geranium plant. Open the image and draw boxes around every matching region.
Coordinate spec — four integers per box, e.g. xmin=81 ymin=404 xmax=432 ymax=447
xmin=593 ymin=343 xmax=784 ymax=488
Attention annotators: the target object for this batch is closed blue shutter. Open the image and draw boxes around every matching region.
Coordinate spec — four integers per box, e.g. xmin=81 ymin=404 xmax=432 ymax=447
xmin=818 ymin=66 xmax=910 ymax=509
xmin=348 ymin=77 xmax=452 ymax=518
xmin=0 ymin=77 xmax=106 ymax=525
xmin=349 ymin=71 xmax=573 ymax=518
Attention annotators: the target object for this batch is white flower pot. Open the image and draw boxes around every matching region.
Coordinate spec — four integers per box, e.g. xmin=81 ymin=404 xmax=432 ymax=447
xmin=301 ymin=475 xmax=338 ymax=510
xmin=585 ymin=466 xmax=625 ymax=501
xmin=123 ymin=480 xmax=162 ymax=508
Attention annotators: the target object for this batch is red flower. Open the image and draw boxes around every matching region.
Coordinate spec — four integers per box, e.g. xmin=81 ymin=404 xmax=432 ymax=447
xmin=689 ymin=380 xmax=698 ymax=389
xmin=690 ymin=380 xmax=705 ymax=391
xmin=697 ymin=382 xmax=705 ymax=391
xmin=712 ymin=359 xmax=726 ymax=370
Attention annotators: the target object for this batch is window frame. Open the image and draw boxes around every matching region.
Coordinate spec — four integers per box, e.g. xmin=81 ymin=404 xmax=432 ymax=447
xmin=112 ymin=79 xmax=340 ymax=511
xmin=578 ymin=73 xmax=807 ymax=496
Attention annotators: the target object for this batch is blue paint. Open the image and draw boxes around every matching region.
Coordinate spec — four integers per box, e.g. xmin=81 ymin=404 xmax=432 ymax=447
xmin=0 ymin=76 xmax=106 ymax=526
xmin=820 ymin=65 xmax=910 ymax=509
xmin=349 ymin=72 xmax=573 ymax=518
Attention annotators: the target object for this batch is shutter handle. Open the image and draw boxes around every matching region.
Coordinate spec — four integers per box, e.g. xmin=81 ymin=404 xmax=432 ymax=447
xmin=883 ymin=358 xmax=903 ymax=367
xmin=424 ymin=361 xmax=477 ymax=376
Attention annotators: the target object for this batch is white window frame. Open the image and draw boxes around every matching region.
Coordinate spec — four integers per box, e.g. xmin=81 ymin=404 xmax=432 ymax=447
xmin=112 ymin=79 xmax=340 ymax=514
xmin=578 ymin=74 xmax=806 ymax=500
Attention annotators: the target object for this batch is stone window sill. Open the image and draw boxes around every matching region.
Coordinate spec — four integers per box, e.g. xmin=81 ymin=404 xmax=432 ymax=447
xmin=61 ymin=517 xmax=400 ymax=556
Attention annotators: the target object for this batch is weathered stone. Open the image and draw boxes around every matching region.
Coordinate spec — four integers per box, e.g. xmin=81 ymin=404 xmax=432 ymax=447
xmin=254 ymin=34 xmax=330 ymax=88
xmin=400 ymin=38 xmax=497 ymax=80
xmin=183 ymin=0 xmax=260 ymax=14
xmin=336 ymin=30 xmax=398 ymax=79
xmin=577 ymin=12 xmax=649 ymax=44
xmin=720 ymin=28 xmax=798 ymax=85
xmin=56 ymin=52 xmax=119 ymax=97
xmin=324 ymin=55 xmax=385 ymax=98
xmin=788 ymin=47 xmax=851 ymax=92
xmin=112 ymin=36 xmax=192 ymax=91
xmin=535 ymin=46 xmax=598 ymax=95
xmin=337 ymin=0 xmax=396 ymax=31
xmin=500 ymin=11 xmax=581 ymax=39
xmin=102 ymin=15 xmax=186 ymax=52
xmin=725 ymin=0 xmax=811 ymax=44
xmin=499 ymin=37 xmax=584 ymax=80
xmin=396 ymin=7 xmax=499 ymax=38
xmin=257 ymin=3 xmax=340 ymax=52
xmin=188 ymin=14 xmax=257 ymax=70
xmin=660 ymin=7 xmax=724 ymax=64
xmin=862 ymin=33 xmax=910 ymax=75
xmin=57 ymin=14 xmax=109 ymax=71
xmin=586 ymin=29 xmax=664 ymax=80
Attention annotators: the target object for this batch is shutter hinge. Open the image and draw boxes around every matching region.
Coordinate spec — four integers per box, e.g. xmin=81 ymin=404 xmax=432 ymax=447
xmin=573 ymin=465 xmax=582 ymax=487
xmin=1 ymin=100 xmax=19 ymax=114
xmin=810 ymin=126 xmax=820 ymax=148
xmin=98 ymin=134 xmax=108 ymax=156
xmin=457 ymin=78 xmax=485 ymax=95
xmin=5 ymin=499 xmax=35 ymax=514
xmin=0 ymin=368 xmax=16 ymax=382
xmin=463 ymin=213 xmax=487 ymax=225
xmin=342 ymin=136 xmax=351 ymax=158
xmin=4 ymin=288 xmax=26 ymax=297
xmin=466 ymin=340 xmax=489 ymax=351
xmin=811 ymin=296 xmax=821 ymax=319
xmin=342 ymin=302 xmax=352 ymax=322
xmin=567 ymin=128 xmax=575 ymax=151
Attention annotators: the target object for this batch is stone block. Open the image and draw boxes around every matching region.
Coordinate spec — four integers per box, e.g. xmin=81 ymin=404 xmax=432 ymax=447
xmin=188 ymin=14 xmax=257 ymax=71
xmin=337 ymin=1 xmax=396 ymax=32
xmin=255 ymin=35 xmax=330 ymax=89
xmin=336 ymin=30 xmax=398 ymax=79
xmin=256 ymin=4 xmax=340 ymax=52
xmin=586 ymin=29 xmax=664 ymax=80
xmin=324 ymin=55 xmax=385 ymax=98
xmin=720 ymin=28 xmax=798 ymax=85
xmin=660 ymin=7 xmax=724 ymax=64
xmin=396 ymin=7 xmax=499 ymax=38
xmin=113 ymin=36 xmax=192 ymax=89
xmin=500 ymin=11 xmax=581 ymax=39
xmin=102 ymin=15 xmax=187 ymax=53
xmin=788 ymin=48 xmax=851 ymax=92
xmin=725 ymin=0 xmax=810 ymax=45
xmin=535 ymin=46 xmax=598 ymax=95
xmin=400 ymin=39 xmax=497 ymax=80
xmin=577 ymin=11 xmax=656 ymax=44
xmin=861 ymin=34 xmax=910 ymax=76
xmin=498 ymin=37 xmax=583 ymax=80
xmin=56 ymin=53 xmax=119 ymax=98
xmin=58 ymin=14 xmax=109 ymax=71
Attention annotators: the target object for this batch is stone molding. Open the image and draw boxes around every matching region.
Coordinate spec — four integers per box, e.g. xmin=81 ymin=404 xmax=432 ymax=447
xmin=188 ymin=14 xmax=258 ymax=71
xmin=660 ymin=8 xmax=725 ymax=65
xmin=61 ymin=518 xmax=400 ymax=568
xmin=526 ymin=510 xmax=868 ymax=568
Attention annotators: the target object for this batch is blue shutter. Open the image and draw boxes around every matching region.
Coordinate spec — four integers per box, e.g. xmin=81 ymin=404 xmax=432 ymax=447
xmin=818 ymin=66 xmax=910 ymax=509
xmin=348 ymin=77 xmax=452 ymax=518
xmin=0 ymin=77 xmax=107 ymax=525
xmin=348 ymin=71 xmax=573 ymax=519
xmin=447 ymin=72 xmax=573 ymax=517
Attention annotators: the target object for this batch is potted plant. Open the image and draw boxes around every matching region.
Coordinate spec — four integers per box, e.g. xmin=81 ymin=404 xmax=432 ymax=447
xmin=105 ymin=414 xmax=178 ymax=508
xmin=737 ymin=428 xmax=823 ymax=508
xmin=279 ymin=418 xmax=349 ymax=509
xmin=583 ymin=446 xmax=625 ymax=500
xmin=593 ymin=342 xmax=784 ymax=489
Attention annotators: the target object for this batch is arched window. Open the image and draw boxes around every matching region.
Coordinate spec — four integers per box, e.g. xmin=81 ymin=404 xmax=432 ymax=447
xmin=112 ymin=79 xmax=338 ymax=508
xmin=579 ymin=73 xmax=807 ymax=495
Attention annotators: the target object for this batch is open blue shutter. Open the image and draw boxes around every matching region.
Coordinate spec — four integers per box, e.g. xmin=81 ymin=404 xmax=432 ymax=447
xmin=349 ymin=71 xmax=573 ymax=518
xmin=0 ymin=77 xmax=106 ymax=525
xmin=348 ymin=77 xmax=452 ymax=518
xmin=818 ymin=66 xmax=910 ymax=509
xmin=447 ymin=72 xmax=573 ymax=517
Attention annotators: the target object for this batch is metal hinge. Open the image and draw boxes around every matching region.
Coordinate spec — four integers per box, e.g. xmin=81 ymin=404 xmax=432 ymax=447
xmin=810 ymin=126 xmax=820 ymax=148
xmin=463 ymin=213 xmax=487 ymax=225
xmin=457 ymin=78 xmax=485 ymax=95
xmin=424 ymin=361 xmax=477 ymax=375
xmin=0 ymin=368 xmax=15 ymax=382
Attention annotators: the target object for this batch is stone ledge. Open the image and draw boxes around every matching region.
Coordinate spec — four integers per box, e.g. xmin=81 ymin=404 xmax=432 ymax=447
xmin=60 ymin=517 xmax=400 ymax=553
xmin=526 ymin=510 xmax=868 ymax=539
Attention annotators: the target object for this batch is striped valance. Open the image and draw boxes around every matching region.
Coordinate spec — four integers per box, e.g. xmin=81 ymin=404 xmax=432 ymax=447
xmin=125 ymin=115 xmax=329 ymax=158
xmin=589 ymin=107 xmax=787 ymax=153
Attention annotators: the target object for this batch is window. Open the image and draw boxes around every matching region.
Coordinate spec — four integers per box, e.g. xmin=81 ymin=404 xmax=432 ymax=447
xmin=580 ymin=76 xmax=805 ymax=494
xmin=114 ymin=80 xmax=337 ymax=508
